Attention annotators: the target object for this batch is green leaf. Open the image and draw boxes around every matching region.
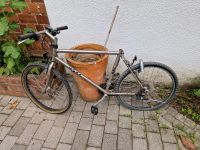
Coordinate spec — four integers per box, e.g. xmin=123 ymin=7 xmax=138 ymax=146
xmin=0 ymin=17 xmax=9 ymax=36
xmin=9 ymin=22 xmax=20 ymax=30
xmin=23 ymin=27 xmax=35 ymax=34
xmin=30 ymin=67 xmax=41 ymax=75
xmin=24 ymin=39 xmax=35 ymax=44
xmin=194 ymin=89 xmax=200 ymax=97
xmin=17 ymin=64 xmax=25 ymax=72
xmin=7 ymin=57 xmax=15 ymax=69
xmin=9 ymin=0 xmax=27 ymax=12
xmin=23 ymin=27 xmax=36 ymax=44
xmin=0 ymin=67 xmax=5 ymax=75
xmin=2 ymin=44 xmax=20 ymax=59
xmin=0 ymin=0 xmax=7 ymax=8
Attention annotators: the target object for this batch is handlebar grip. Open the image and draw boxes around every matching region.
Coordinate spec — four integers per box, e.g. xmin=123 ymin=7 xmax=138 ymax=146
xmin=18 ymin=32 xmax=37 ymax=41
xmin=56 ymin=26 xmax=68 ymax=31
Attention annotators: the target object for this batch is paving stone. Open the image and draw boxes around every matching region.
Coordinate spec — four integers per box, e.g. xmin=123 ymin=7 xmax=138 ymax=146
xmin=83 ymin=103 xmax=94 ymax=118
xmin=102 ymin=134 xmax=117 ymax=150
xmin=93 ymin=113 xmax=106 ymax=125
xmin=165 ymin=107 xmax=178 ymax=116
xmin=71 ymin=130 xmax=89 ymax=150
xmin=147 ymin=132 xmax=163 ymax=150
xmin=44 ymin=113 xmax=57 ymax=120
xmin=133 ymin=138 xmax=148 ymax=150
xmin=27 ymin=139 xmax=44 ymax=150
xmin=0 ymin=114 xmax=8 ymax=126
xmin=163 ymin=114 xmax=175 ymax=123
xmin=144 ymin=111 xmax=157 ymax=119
xmin=120 ymin=105 xmax=131 ymax=116
xmin=73 ymin=99 xmax=86 ymax=112
xmin=146 ymin=119 xmax=159 ymax=132
xmin=57 ymin=143 xmax=71 ymax=150
xmin=132 ymin=124 xmax=145 ymax=138
xmin=108 ymin=96 xmax=118 ymax=105
xmin=163 ymin=143 xmax=177 ymax=150
xmin=158 ymin=116 xmax=173 ymax=129
xmin=78 ymin=117 xmax=92 ymax=130
xmin=16 ymin=98 xmax=30 ymax=109
xmin=30 ymin=112 xmax=46 ymax=124
xmin=9 ymin=97 xmax=18 ymax=104
xmin=41 ymin=148 xmax=52 ymax=150
xmin=60 ymin=122 xmax=78 ymax=144
xmin=98 ymin=100 xmax=108 ymax=114
xmin=87 ymin=147 xmax=101 ymax=150
xmin=0 ymin=96 xmax=13 ymax=106
xmin=54 ymin=114 xmax=69 ymax=127
xmin=118 ymin=128 xmax=132 ymax=150
xmin=11 ymin=144 xmax=26 ymax=150
xmin=0 ymin=105 xmax=3 ymax=111
xmin=9 ymin=117 xmax=30 ymax=136
xmin=43 ymin=126 xmax=63 ymax=149
xmin=22 ymin=107 xmax=36 ymax=117
xmin=119 ymin=116 xmax=131 ymax=129
xmin=161 ymin=128 xmax=176 ymax=143
xmin=175 ymin=113 xmax=187 ymax=122
xmin=107 ymin=105 xmax=119 ymax=121
xmin=3 ymin=109 xmax=23 ymax=126
xmin=0 ymin=126 xmax=11 ymax=140
xmin=1 ymin=105 xmax=14 ymax=114
xmin=132 ymin=110 xmax=144 ymax=124
xmin=172 ymin=118 xmax=184 ymax=127
xmin=0 ymin=135 xmax=17 ymax=150
xmin=68 ymin=111 xmax=82 ymax=123
xmin=88 ymin=125 xmax=104 ymax=147
xmin=17 ymin=124 xmax=38 ymax=145
xmin=184 ymin=118 xmax=196 ymax=128
xmin=105 ymin=120 xmax=118 ymax=134
xmin=34 ymin=120 xmax=54 ymax=140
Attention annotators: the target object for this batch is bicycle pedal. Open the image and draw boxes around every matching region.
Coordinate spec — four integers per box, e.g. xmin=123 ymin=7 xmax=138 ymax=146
xmin=91 ymin=106 xmax=98 ymax=115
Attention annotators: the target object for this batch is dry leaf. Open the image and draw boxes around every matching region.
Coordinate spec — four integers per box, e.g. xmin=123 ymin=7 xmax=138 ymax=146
xmin=9 ymin=100 xmax=20 ymax=109
xmin=179 ymin=135 xmax=196 ymax=150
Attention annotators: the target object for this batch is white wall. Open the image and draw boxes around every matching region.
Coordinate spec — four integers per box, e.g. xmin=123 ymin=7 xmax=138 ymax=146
xmin=44 ymin=0 xmax=200 ymax=82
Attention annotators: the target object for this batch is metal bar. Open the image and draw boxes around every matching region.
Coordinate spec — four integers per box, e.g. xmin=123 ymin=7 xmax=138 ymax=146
xmin=55 ymin=57 xmax=108 ymax=94
xmin=56 ymin=49 xmax=119 ymax=55
xmin=103 ymin=6 xmax=119 ymax=50
xmin=108 ymin=93 xmax=135 ymax=96
xmin=105 ymin=54 xmax=121 ymax=91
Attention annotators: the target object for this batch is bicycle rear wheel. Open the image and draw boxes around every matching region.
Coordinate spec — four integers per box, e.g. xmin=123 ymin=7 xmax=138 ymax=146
xmin=115 ymin=62 xmax=178 ymax=111
xmin=22 ymin=63 xmax=72 ymax=114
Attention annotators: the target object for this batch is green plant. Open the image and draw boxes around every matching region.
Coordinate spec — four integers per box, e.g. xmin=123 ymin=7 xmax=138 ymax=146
xmin=0 ymin=0 xmax=34 ymax=75
xmin=194 ymin=89 xmax=200 ymax=97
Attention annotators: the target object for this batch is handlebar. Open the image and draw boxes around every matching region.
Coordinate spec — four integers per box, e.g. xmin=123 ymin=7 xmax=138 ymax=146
xmin=18 ymin=25 xmax=68 ymax=42
xmin=18 ymin=32 xmax=38 ymax=41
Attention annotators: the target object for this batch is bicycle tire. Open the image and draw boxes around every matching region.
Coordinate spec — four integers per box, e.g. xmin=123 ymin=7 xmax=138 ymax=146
xmin=115 ymin=62 xmax=178 ymax=111
xmin=22 ymin=63 xmax=72 ymax=114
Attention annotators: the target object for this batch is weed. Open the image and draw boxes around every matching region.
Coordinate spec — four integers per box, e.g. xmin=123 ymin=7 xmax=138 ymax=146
xmin=159 ymin=123 xmax=170 ymax=129
xmin=123 ymin=114 xmax=132 ymax=118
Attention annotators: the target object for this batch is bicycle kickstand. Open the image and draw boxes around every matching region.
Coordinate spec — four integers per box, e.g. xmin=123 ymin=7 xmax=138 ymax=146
xmin=91 ymin=94 xmax=108 ymax=115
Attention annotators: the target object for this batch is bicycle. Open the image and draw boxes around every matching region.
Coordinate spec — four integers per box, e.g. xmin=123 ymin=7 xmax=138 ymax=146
xmin=18 ymin=25 xmax=178 ymax=115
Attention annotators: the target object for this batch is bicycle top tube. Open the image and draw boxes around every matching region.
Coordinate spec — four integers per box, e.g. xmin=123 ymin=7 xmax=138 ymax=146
xmin=56 ymin=49 xmax=120 ymax=55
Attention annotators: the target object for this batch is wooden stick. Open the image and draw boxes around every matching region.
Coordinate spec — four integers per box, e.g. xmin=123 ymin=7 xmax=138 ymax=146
xmin=103 ymin=6 xmax=119 ymax=50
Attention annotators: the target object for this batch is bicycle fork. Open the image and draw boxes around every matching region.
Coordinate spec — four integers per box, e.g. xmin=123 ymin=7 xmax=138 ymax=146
xmin=42 ymin=62 xmax=55 ymax=94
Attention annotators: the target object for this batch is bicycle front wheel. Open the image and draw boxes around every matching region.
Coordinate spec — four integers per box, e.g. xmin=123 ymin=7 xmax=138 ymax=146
xmin=22 ymin=63 xmax=72 ymax=114
xmin=115 ymin=62 xmax=178 ymax=111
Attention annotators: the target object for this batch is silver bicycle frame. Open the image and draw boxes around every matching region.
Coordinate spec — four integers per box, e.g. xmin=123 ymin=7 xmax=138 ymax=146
xmin=41 ymin=30 xmax=143 ymax=96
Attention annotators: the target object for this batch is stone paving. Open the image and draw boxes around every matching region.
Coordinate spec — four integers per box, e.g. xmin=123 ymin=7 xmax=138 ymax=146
xmin=0 ymin=94 xmax=199 ymax=150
